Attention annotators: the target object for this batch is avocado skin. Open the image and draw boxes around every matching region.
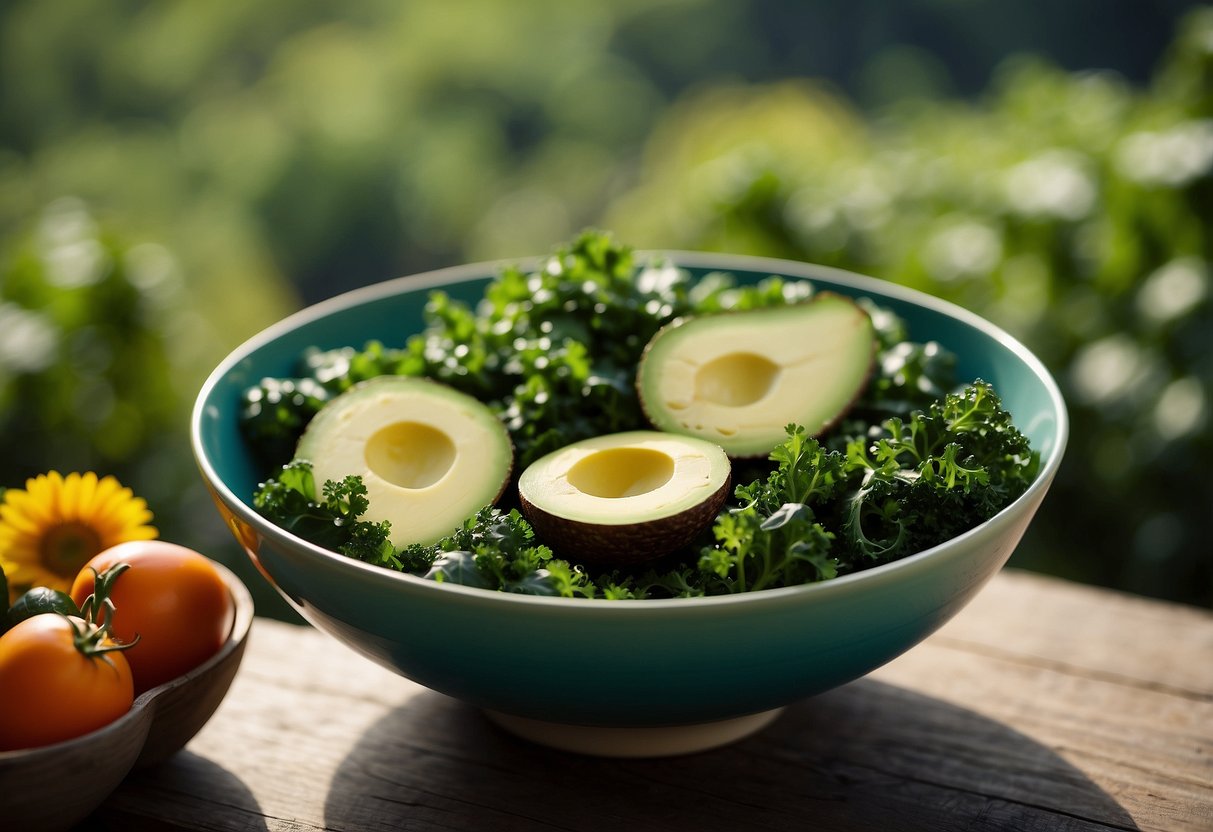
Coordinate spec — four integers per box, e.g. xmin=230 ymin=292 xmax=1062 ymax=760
xmin=518 ymin=476 xmax=731 ymax=567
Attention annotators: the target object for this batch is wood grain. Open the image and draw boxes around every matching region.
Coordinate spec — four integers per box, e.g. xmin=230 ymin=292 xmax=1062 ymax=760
xmin=77 ymin=570 xmax=1212 ymax=832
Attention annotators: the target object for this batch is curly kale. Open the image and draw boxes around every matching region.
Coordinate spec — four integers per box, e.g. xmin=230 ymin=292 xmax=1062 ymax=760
xmin=252 ymin=472 xmax=597 ymax=597
xmin=839 ymin=380 xmax=1040 ymax=566
xmin=422 ymin=507 xmax=550 ymax=590
xmin=243 ymin=231 xmax=1040 ymax=600
xmin=630 ymin=382 xmax=1038 ymax=596
xmin=240 ymin=378 xmax=331 ymax=469
xmin=251 ymin=460 xmax=399 ymax=568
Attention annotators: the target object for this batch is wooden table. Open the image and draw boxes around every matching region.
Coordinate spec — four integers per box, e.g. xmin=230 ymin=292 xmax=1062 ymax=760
xmin=82 ymin=570 xmax=1212 ymax=832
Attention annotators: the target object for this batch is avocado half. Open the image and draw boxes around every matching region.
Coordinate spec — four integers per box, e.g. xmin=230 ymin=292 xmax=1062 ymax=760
xmin=517 ymin=431 xmax=731 ymax=566
xmin=296 ymin=375 xmax=512 ymax=548
xmin=636 ymin=293 xmax=876 ymax=457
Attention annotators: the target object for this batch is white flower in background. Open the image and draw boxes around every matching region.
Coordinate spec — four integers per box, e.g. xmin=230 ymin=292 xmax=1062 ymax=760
xmin=1154 ymin=377 xmax=1207 ymax=441
xmin=785 ymin=188 xmax=848 ymax=252
xmin=43 ymin=239 xmax=107 ymax=290
xmin=1136 ymin=257 xmax=1209 ymax=325
xmin=1116 ymin=120 xmax=1213 ymax=187
xmin=37 ymin=197 xmax=108 ymax=290
xmin=1003 ymin=150 xmax=1097 ymax=221
xmin=1069 ymin=334 xmax=1161 ymax=406
xmin=37 ymin=197 xmax=96 ymax=247
xmin=0 ymin=303 xmax=58 ymax=374
xmin=125 ymin=243 xmax=185 ymax=301
xmin=840 ymin=171 xmax=893 ymax=232
xmin=922 ymin=218 xmax=1003 ymax=283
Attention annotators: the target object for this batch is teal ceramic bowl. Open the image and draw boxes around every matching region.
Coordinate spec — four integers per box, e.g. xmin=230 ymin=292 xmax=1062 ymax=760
xmin=191 ymin=253 xmax=1067 ymax=756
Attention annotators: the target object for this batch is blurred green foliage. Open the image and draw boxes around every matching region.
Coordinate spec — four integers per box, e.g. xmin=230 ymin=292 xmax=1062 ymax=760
xmin=605 ymin=10 xmax=1213 ymax=606
xmin=0 ymin=1 xmax=1208 ymax=609
xmin=1 ymin=199 xmax=178 ymax=470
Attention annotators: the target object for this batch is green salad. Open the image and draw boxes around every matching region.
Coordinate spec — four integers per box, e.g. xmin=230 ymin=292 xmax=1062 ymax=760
xmin=244 ymin=230 xmax=1039 ymax=599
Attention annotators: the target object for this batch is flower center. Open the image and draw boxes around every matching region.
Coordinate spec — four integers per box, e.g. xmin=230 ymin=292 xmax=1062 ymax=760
xmin=39 ymin=522 xmax=104 ymax=579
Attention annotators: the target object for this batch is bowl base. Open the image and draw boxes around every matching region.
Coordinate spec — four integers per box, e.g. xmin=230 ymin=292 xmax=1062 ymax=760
xmin=484 ymin=707 xmax=784 ymax=757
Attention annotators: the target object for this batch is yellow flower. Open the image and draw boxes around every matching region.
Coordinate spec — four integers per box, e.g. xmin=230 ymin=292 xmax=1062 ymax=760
xmin=0 ymin=471 xmax=157 ymax=602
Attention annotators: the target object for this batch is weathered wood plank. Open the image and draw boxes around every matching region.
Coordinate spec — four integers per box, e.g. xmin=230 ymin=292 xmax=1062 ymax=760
xmin=82 ymin=570 xmax=1213 ymax=832
xmin=934 ymin=570 xmax=1213 ymax=696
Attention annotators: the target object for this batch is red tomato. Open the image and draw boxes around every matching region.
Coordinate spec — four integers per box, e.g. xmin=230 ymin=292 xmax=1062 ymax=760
xmin=70 ymin=541 xmax=235 ymax=695
xmin=0 ymin=614 xmax=135 ymax=751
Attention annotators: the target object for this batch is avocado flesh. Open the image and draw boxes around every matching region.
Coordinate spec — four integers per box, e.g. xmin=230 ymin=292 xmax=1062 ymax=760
xmin=296 ymin=376 xmax=512 ymax=548
xmin=518 ymin=431 xmax=731 ymax=566
xmin=637 ymin=294 xmax=876 ymax=457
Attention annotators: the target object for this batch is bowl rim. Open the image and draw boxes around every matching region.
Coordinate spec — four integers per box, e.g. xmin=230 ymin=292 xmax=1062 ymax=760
xmin=191 ymin=250 xmax=1069 ymax=612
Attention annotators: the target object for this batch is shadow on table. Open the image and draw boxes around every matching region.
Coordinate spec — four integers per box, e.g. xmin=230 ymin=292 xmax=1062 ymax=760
xmin=324 ymin=679 xmax=1138 ymax=832
xmin=78 ymin=750 xmax=269 ymax=832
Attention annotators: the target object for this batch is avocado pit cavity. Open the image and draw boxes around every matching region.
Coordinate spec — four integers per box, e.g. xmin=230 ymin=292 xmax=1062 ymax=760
xmin=693 ymin=352 xmax=781 ymax=407
xmin=566 ymin=447 xmax=675 ymax=499
xmin=518 ymin=431 xmax=731 ymax=566
xmin=366 ymin=421 xmax=456 ymax=489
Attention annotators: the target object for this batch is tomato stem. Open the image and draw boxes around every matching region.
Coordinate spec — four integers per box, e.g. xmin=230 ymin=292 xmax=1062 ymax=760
xmin=76 ymin=562 xmax=140 ymax=660
xmin=66 ymin=615 xmax=138 ymax=668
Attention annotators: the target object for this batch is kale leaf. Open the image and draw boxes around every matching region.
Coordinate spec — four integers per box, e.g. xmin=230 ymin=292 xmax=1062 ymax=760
xmin=251 ymin=460 xmax=399 ymax=568
xmin=840 ymin=380 xmax=1040 ymax=566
